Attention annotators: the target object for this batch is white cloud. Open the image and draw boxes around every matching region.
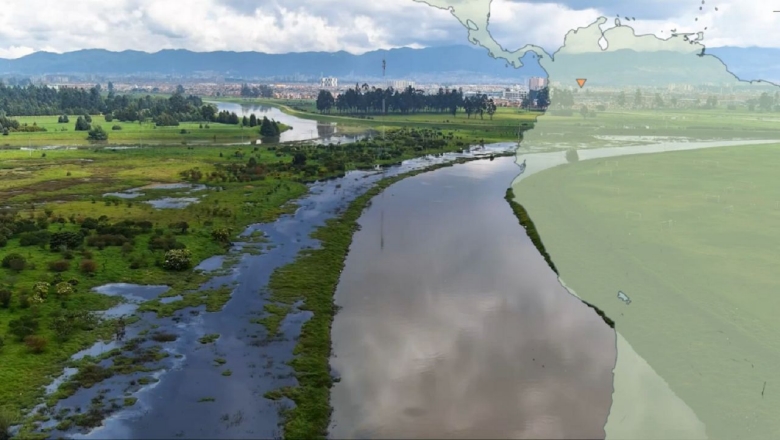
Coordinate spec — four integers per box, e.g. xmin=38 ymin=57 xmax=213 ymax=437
xmin=0 ymin=0 xmax=776 ymax=59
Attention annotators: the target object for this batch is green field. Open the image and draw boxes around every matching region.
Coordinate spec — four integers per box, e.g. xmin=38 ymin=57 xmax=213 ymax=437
xmin=513 ymin=143 xmax=780 ymax=439
xmin=0 ymin=115 xmax=290 ymax=147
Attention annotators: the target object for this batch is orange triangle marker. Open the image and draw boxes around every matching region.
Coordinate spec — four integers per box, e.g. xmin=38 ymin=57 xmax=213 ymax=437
xmin=576 ymin=78 xmax=587 ymax=88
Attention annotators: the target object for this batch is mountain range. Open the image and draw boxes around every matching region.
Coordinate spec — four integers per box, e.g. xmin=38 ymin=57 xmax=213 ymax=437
xmin=0 ymin=45 xmax=776 ymax=85
xmin=0 ymin=45 xmax=546 ymax=81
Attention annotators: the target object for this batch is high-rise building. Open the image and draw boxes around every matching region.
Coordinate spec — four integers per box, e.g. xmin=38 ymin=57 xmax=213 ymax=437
xmin=320 ymin=77 xmax=338 ymax=88
xmin=529 ymin=77 xmax=548 ymax=91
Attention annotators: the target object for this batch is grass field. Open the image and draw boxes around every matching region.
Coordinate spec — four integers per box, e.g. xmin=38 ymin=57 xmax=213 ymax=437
xmin=513 ymin=143 xmax=780 ymax=439
xmin=0 ymin=115 xmax=290 ymax=147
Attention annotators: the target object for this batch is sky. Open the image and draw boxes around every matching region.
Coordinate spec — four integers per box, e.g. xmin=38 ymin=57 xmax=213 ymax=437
xmin=0 ymin=0 xmax=776 ymax=59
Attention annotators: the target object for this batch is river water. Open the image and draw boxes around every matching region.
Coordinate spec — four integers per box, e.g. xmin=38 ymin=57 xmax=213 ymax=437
xmin=212 ymin=102 xmax=364 ymax=143
xmin=329 ymin=156 xmax=617 ymax=439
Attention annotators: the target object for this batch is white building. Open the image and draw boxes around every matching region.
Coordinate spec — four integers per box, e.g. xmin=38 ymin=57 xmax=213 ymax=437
xmin=529 ymin=77 xmax=548 ymax=91
xmin=320 ymin=77 xmax=338 ymax=88
xmin=388 ymin=80 xmax=416 ymax=90
xmin=502 ymin=86 xmax=528 ymax=101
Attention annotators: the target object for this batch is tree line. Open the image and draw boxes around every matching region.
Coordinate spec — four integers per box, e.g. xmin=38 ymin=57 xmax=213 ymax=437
xmin=316 ymin=84 xmax=549 ymax=117
xmin=240 ymin=84 xmax=274 ymax=98
xmin=0 ymin=82 xmax=233 ymax=126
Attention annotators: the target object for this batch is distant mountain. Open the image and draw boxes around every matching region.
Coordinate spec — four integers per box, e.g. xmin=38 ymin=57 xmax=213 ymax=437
xmin=0 ymin=45 xmax=547 ymax=81
xmin=0 ymin=45 xmax=776 ymax=85
xmin=705 ymin=47 xmax=780 ymax=84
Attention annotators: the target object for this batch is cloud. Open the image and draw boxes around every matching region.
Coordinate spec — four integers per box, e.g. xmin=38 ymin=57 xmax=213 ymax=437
xmin=0 ymin=0 xmax=775 ymax=59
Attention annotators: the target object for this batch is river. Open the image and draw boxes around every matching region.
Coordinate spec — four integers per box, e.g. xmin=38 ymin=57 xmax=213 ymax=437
xmin=212 ymin=101 xmax=365 ymax=143
xmin=329 ymin=156 xmax=617 ymax=439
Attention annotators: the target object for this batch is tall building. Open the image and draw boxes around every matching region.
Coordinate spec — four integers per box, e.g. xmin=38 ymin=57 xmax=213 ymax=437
xmin=320 ymin=77 xmax=338 ymax=88
xmin=388 ymin=80 xmax=416 ymax=90
xmin=529 ymin=77 xmax=548 ymax=91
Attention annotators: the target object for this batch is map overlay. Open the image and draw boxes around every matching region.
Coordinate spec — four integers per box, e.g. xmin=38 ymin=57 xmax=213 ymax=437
xmin=415 ymin=0 xmax=780 ymax=438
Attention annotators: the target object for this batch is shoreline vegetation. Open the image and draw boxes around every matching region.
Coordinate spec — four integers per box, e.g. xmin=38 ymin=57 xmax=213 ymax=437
xmin=262 ymin=151 xmax=515 ymax=439
xmin=504 ymin=187 xmax=615 ymax=329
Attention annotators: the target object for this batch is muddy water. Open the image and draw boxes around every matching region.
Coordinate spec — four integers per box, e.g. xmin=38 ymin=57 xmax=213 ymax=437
xmin=329 ymin=156 xmax=617 ymax=439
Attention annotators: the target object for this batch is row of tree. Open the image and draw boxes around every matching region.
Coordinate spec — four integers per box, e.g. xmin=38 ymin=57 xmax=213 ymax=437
xmin=0 ymin=83 xmax=225 ymax=126
xmin=315 ymin=84 xmax=549 ymax=117
xmin=240 ymin=84 xmax=274 ymax=98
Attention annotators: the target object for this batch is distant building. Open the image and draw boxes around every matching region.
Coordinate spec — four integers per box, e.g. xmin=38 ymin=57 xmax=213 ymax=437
xmin=388 ymin=80 xmax=416 ymax=90
xmin=502 ymin=86 xmax=528 ymax=101
xmin=529 ymin=77 xmax=548 ymax=91
xmin=320 ymin=77 xmax=338 ymax=88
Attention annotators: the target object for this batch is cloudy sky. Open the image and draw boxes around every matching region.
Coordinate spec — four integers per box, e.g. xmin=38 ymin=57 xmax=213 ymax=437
xmin=0 ymin=0 xmax=775 ymax=58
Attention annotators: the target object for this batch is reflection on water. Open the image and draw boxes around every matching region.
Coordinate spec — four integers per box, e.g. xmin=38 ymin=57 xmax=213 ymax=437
xmin=211 ymin=101 xmax=365 ymax=144
xmin=329 ymin=157 xmax=617 ymax=439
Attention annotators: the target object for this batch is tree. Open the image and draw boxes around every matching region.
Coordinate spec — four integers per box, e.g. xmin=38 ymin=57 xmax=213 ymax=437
xmin=74 ymin=116 xmax=91 ymax=131
xmin=259 ymin=116 xmax=278 ymax=137
xmin=634 ymin=88 xmax=643 ymax=107
xmin=87 ymin=125 xmax=108 ymax=141
xmin=249 ymin=114 xmax=257 ymax=127
xmin=316 ymin=90 xmax=335 ymax=113
xmin=580 ymin=105 xmax=589 ymax=118
xmin=486 ymin=99 xmax=496 ymax=120
xmin=83 ymin=114 xmax=92 ymax=123
xmin=617 ymin=91 xmax=626 ymax=107
xmin=536 ymin=87 xmax=550 ymax=109
xmin=176 ymin=84 xmax=186 ymax=94
xmin=292 ymin=152 xmax=307 ymax=167
xmin=654 ymin=93 xmax=664 ymax=108
xmin=759 ymin=92 xmax=773 ymax=111
xmin=242 ymin=116 xmax=249 ymax=126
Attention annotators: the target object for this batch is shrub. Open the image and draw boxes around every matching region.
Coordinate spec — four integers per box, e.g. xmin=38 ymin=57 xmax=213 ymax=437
xmin=32 ymin=282 xmax=50 ymax=302
xmin=211 ymin=228 xmax=231 ymax=243
xmin=49 ymin=259 xmax=71 ymax=272
xmin=1 ymin=253 xmax=26 ymax=272
xmin=0 ymin=289 xmax=11 ymax=308
xmin=24 ymin=335 xmax=48 ymax=354
xmin=8 ymin=315 xmax=39 ymax=341
xmin=163 ymin=249 xmax=192 ymax=271
xmin=18 ymin=294 xmax=30 ymax=309
xmin=149 ymin=234 xmax=185 ymax=251
xmin=80 ymin=259 xmax=98 ymax=274
xmin=50 ymin=312 xmax=75 ymax=340
xmin=50 ymin=231 xmax=84 ymax=250
xmin=87 ymin=125 xmax=108 ymax=141
xmin=112 ymin=125 xmax=122 ymax=130
xmin=19 ymin=230 xmax=51 ymax=247
xmin=55 ymin=282 xmax=74 ymax=297
xmin=81 ymin=217 xmax=99 ymax=229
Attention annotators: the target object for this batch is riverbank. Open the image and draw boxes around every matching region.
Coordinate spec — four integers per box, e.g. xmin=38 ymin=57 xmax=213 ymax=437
xmin=263 ymin=151 xmax=514 ymax=439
